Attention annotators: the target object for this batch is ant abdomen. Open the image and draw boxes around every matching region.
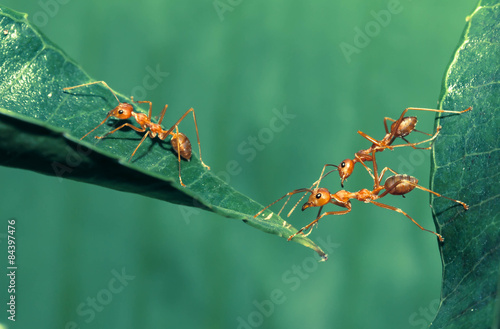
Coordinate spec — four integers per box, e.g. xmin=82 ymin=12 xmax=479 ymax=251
xmin=384 ymin=174 xmax=417 ymax=195
xmin=391 ymin=116 xmax=417 ymax=138
xmin=171 ymin=132 xmax=192 ymax=160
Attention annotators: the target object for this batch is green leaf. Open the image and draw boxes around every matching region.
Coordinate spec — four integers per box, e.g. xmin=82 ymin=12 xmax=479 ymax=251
xmin=0 ymin=6 xmax=326 ymax=259
xmin=430 ymin=1 xmax=500 ymax=328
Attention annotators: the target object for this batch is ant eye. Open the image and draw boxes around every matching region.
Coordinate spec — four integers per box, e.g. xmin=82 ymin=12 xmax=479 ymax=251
xmin=118 ymin=110 xmax=124 ymax=114
xmin=315 ymin=193 xmax=322 ymax=199
xmin=341 ymin=162 xmax=346 ymax=168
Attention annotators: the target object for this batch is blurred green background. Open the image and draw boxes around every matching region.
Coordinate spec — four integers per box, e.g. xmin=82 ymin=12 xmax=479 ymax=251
xmin=0 ymin=1 xmax=476 ymax=328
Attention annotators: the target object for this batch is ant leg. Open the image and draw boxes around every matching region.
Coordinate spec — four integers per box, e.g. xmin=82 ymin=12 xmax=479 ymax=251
xmin=377 ymin=167 xmax=399 ymax=185
xmin=157 ymin=104 xmax=169 ymax=125
xmin=313 ymin=164 xmax=339 ymax=189
xmin=64 ymin=81 xmax=121 ymax=104
xmin=289 ymin=165 xmax=339 ymax=218
xmin=288 ymin=206 xmax=351 ymax=241
xmin=291 ymin=207 xmax=324 ymax=239
xmin=400 ymin=137 xmax=433 ymax=150
xmin=254 ymin=188 xmax=312 ymax=218
xmin=361 ymin=125 xmax=441 ymax=152
xmin=163 ymin=108 xmax=210 ymax=170
xmin=95 ymin=123 xmax=146 ymax=140
xmin=377 ymin=175 xmax=469 ymax=210
xmin=187 ymin=108 xmax=210 ymax=169
xmin=288 ymin=207 xmax=323 ymax=240
xmin=65 ymin=81 xmax=128 ymax=140
xmin=383 ymin=116 xmax=436 ymax=136
xmin=385 ymin=116 xmax=434 ymax=138
xmin=390 ymin=126 xmax=442 ymax=150
xmin=393 ymin=179 xmax=469 ymax=210
xmin=409 ymin=128 xmax=432 ymax=137
xmin=354 ymin=154 xmax=376 ymax=181
xmin=288 ymin=164 xmax=338 ymax=217
xmin=369 ymin=150 xmax=381 ymax=189
xmin=381 ymin=107 xmax=471 ymax=150
xmin=129 ymin=131 xmax=151 ymax=161
xmin=357 ymin=130 xmax=395 ymax=150
xmin=133 ymin=100 xmax=154 ymax=120
xmin=369 ymin=200 xmax=444 ymax=242
xmin=91 ymin=122 xmax=148 ymax=161
xmin=402 ymin=107 xmax=472 ymax=117
xmin=365 ymin=151 xmax=401 ymax=190
xmin=383 ymin=117 xmax=395 ymax=134
xmin=81 ymin=113 xmax=113 ymax=140
xmin=360 ymin=119 xmax=442 ymax=152
xmin=174 ymin=125 xmax=186 ymax=187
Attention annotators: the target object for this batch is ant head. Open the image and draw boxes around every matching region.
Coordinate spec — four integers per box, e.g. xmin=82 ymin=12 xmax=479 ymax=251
xmin=338 ymin=159 xmax=354 ymax=187
xmin=302 ymin=188 xmax=331 ymax=211
xmin=109 ymin=102 xmax=134 ymax=120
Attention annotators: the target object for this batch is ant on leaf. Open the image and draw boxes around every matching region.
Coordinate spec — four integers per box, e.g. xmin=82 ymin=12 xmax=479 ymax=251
xmin=64 ymin=81 xmax=210 ymax=187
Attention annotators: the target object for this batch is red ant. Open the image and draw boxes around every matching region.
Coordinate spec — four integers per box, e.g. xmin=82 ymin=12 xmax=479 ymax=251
xmin=255 ymin=150 xmax=468 ymax=241
xmin=64 ymin=81 xmax=210 ymax=187
xmin=315 ymin=107 xmax=472 ymax=188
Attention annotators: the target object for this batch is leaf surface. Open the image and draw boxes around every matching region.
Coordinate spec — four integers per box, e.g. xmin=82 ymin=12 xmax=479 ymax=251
xmin=0 ymin=6 xmax=326 ymax=259
xmin=429 ymin=1 xmax=500 ymax=327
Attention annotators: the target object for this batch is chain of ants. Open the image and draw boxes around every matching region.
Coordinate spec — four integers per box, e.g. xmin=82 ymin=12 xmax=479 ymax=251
xmin=63 ymin=81 xmax=471 ymax=242
xmin=254 ymin=107 xmax=472 ymax=242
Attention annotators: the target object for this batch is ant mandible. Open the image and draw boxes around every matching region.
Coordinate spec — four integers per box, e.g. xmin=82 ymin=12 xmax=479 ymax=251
xmin=315 ymin=107 xmax=472 ymax=188
xmin=255 ymin=150 xmax=468 ymax=241
xmin=63 ymin=81 xmax=210 ymax=187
